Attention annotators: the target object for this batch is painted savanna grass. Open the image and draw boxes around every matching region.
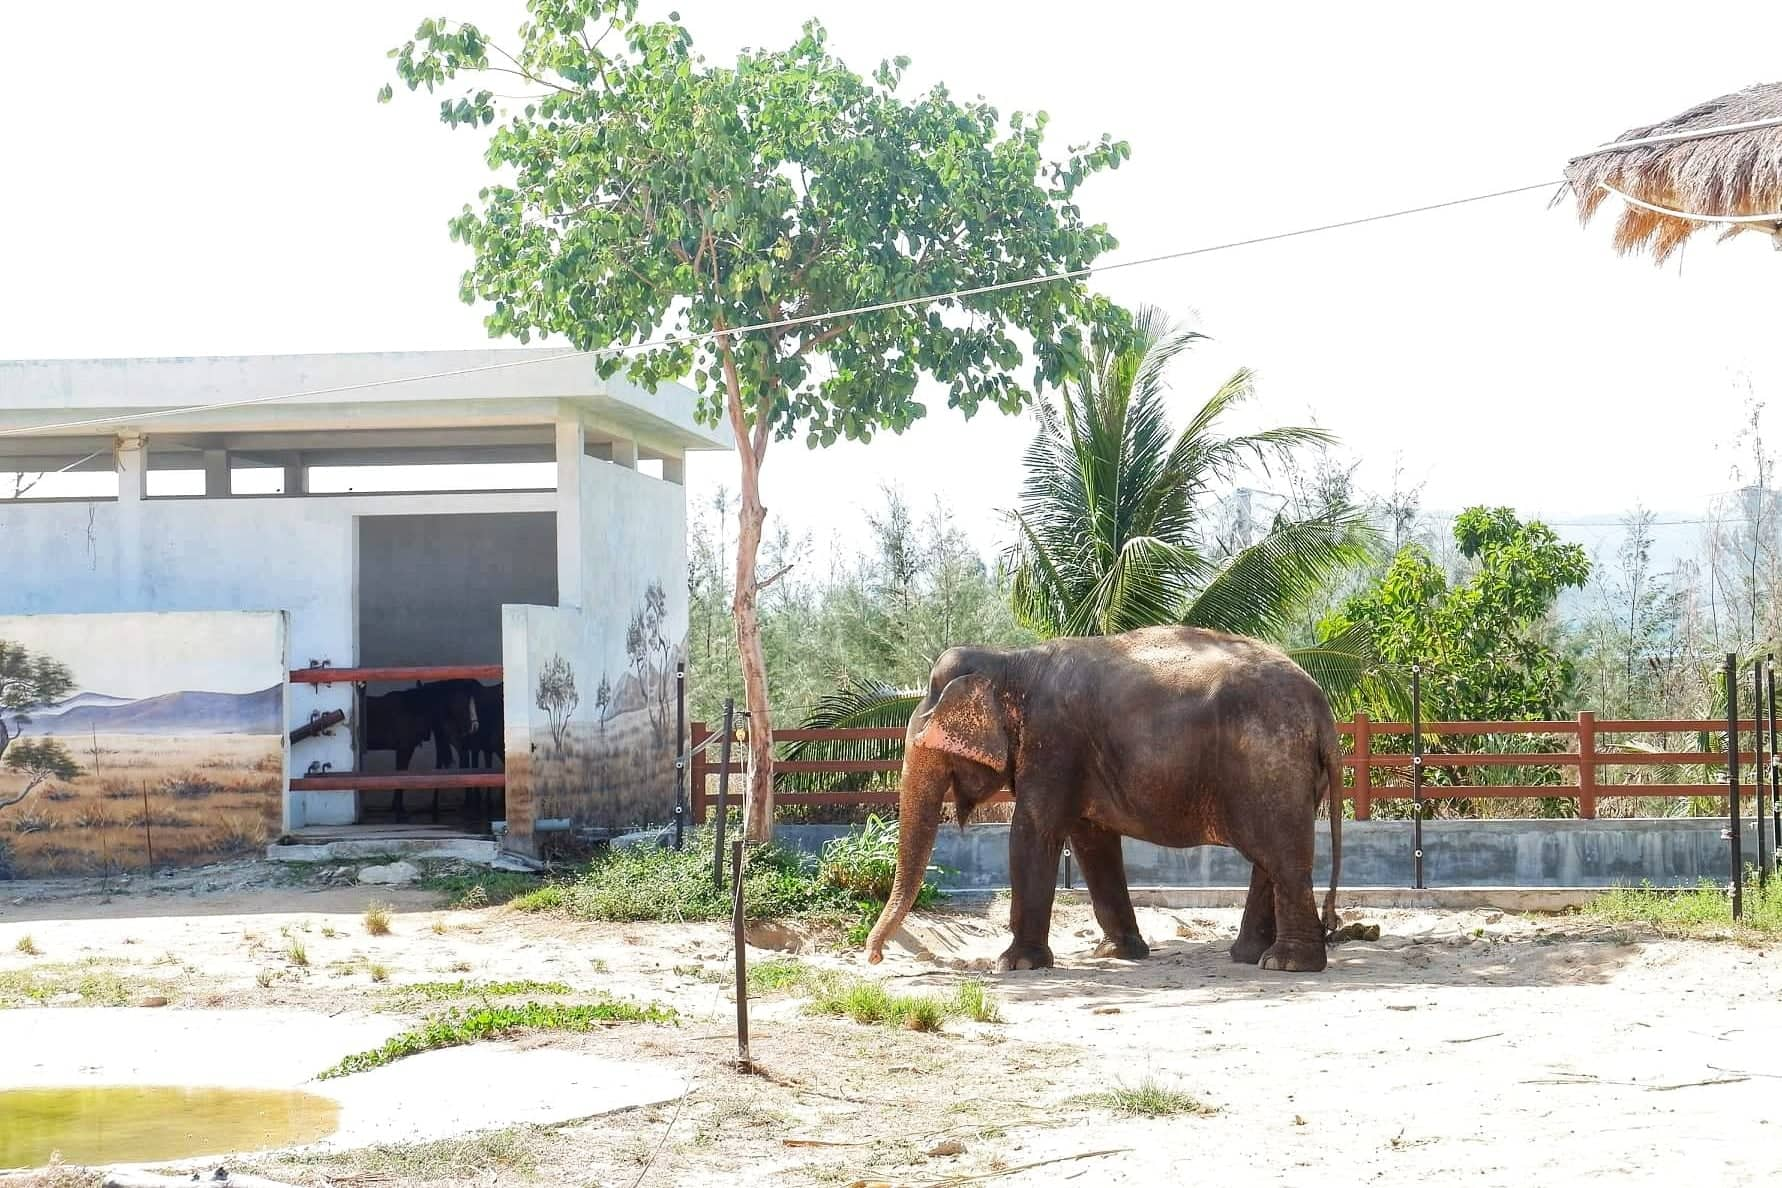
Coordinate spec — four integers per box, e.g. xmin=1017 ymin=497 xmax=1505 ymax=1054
xmin=0 ymin=734 xmax=281 ymax=877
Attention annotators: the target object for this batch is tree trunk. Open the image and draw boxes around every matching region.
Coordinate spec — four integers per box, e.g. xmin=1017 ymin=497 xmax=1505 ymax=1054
xmin=718 ymin=332 xmax=777 ymax=842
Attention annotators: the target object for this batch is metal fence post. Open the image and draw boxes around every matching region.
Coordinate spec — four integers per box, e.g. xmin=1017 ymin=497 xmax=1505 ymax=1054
xmin=673 ymin=664 xmax=687 ymax=851
xmin=1756 ymin=659 xmax=1768 ymax=889
xmin=1770 ymin=654 xmax=1780 ymax=873
xmin=731 ymin=838 xmax=752 ymax=1073
xmin=1411 ymin=664 xmax=1424 ymax=890
xmin=1726 ymin=653 xmax=1743 ymax=921
xmin=714 ymin=698 xmax=735 ymax=892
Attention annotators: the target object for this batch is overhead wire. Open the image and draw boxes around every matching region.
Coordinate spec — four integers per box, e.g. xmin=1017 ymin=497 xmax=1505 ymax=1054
xmin=0 ymin=180 xmax=1560 ymax=442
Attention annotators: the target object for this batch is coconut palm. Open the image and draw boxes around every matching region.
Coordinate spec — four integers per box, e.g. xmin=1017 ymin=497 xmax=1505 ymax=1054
xmin=791 ymin=311 xmax=1397 ymax=755
xmin=1003 ymin=306 xmax=1391 ymax=708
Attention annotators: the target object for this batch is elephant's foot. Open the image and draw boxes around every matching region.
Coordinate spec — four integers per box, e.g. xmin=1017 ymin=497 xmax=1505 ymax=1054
xmin=995 ymin=943 xmax=1055 ymax=972
xmin=1091 ymin=933 xmax=1150 ymax=960
xmin=1229 ymin=932 xmax=1272 ymax=965
xmin=1258 ymin=939 xmax=1328 ymax=973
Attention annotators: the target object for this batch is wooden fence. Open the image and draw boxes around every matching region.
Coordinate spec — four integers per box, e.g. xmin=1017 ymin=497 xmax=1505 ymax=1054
xmin=690 ymin=714 xmax=1769 ymax=822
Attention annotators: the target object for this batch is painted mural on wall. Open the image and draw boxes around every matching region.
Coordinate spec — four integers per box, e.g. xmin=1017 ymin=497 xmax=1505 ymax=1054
xmin=527 ymin=580 xmax=685 ymax=832
xmin=0 ymin=612 xmax=286 ymax=879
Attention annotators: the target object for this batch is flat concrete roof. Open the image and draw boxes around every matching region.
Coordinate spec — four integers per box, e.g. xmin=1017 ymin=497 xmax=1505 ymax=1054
xmin=0 ymin=349 xmax=732 ymax=455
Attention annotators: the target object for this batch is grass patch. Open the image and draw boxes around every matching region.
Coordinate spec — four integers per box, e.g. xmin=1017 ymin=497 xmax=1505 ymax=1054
xmin=420 ymin=866 xmax=544 ymax=909
xmin=509 ymin=883 xmax=568 ymax=913
xmin=0 ymin=961 xmax=160 ymax=1007
xmin=369 ymin=963 xmax=390 ymax=983
xmin=384 ymin=978 xmax=574 ymax=1004
xmin=279 ymin=1126 xmax=541 ymax=1179
xmin=286 ymin=939 xmax=309 ymax=968
xmin=363 ymin=902 xmax=392 ymax=936
xmin=805 ymin=974 xmax=1000 ymax=1032
xmin=1082 ymin=1077 xmax=1215 ymax=1118
xmin=320 ymin=999 xmax=676 ymax=1078
xmin=255 ymin=969 xmax=276 ymax=989
xmin=747 ymin=957 xmax=814 ymax=994
xmin=1586 ymin=872 xmax=1782 ymax=940
xmin=15 ymin=934 xmax=40 ymax=956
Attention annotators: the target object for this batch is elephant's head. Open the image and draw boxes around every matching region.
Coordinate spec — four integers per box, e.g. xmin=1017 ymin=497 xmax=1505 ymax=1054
xmin=865 ymin=648 xmax=1012 ymax=963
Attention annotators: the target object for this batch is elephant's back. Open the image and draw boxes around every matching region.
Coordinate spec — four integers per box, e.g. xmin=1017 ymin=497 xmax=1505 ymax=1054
xmin=1091 ymin=626 xmax=1324 ymax=705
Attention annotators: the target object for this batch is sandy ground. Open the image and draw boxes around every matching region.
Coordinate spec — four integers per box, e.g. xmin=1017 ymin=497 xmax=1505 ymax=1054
xmin=1 ymin=864 xmax=1778 ymax=1187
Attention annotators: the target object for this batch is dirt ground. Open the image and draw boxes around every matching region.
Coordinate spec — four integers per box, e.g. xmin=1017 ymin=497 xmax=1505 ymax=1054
xmin=2 ymin=862 xmax=1778 ymax=1187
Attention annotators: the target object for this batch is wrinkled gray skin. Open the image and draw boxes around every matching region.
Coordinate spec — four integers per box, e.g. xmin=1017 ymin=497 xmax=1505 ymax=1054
xmin=865 ymin=626 xmax=1343 ymax=973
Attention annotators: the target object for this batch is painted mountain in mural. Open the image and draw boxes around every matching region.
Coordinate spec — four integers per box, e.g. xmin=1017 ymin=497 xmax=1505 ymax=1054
xmin=12 ymin=686 xmax=282 ymax=737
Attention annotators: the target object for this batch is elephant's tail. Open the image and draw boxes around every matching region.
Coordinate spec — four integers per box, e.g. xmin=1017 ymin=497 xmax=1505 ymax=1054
xmin=1322 ymin=740 xmax=1342 ymax=937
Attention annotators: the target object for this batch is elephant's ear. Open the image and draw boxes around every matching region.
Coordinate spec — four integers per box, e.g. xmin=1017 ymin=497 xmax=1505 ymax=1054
xmin=915 ymin=674 xmax=1008 ymax=772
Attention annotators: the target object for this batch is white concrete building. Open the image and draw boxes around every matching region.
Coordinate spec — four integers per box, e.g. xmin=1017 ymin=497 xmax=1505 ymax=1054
xmin=0 ymin=350 xmax=728 ymax=864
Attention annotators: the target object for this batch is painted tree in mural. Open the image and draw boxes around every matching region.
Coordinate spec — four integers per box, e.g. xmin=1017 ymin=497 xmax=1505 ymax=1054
xmin=535 ymin=655 xmax=579 ymax=753
xmin=0 ymin=640 xmax=80 ymax=812
xmin=384 ymin=2 xmax=1127 ymax=840
xmin=627 ymin=581 xmax=675 ymax=744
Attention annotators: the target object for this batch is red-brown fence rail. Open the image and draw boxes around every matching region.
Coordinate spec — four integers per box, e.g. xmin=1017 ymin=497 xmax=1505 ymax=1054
xmin=689 ymin=714 xmax=1764 ymax=822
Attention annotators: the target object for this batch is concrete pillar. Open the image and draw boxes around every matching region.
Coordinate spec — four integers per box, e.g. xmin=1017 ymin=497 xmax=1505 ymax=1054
xmin=203 ymin=449 xmax=230 ymax=497
xmin=115 ymin=434 xmax=146 ymax=607
xmin=555 ymin=418 xmax=584 ymax=610
xmin=660 ymin=453 xmax=685 ymax=485
xmin=282 ymin=455 xmax=306 ymax=496
xmin=609 ymin=436 xmax=638 ymax=469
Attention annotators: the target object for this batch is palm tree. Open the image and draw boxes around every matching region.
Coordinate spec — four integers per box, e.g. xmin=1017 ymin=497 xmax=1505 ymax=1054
xmin=1005 ymin=306 xmax=1392 ymax=708
xmin=791 ymin=309 xmax=1399 ymax=751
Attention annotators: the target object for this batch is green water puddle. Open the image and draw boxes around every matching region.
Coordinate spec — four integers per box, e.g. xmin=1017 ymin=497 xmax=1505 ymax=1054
xmin=0 ymin=1085 xmax=339 ymax=1169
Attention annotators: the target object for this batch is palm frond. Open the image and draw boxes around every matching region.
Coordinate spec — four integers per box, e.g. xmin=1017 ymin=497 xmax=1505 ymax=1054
xmin=1183 ymin=506 xmax=1379 ymax=640
xmin=779 ymin=677 xmax=919 ymax=793
xmin=1286 ymin=619 xmax=1409 ymax=718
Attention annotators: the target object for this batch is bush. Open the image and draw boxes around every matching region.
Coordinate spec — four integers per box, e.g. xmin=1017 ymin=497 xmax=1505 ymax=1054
xmin=563 ymin=829 xmax=853 ymax=922
xmin=805 ymin=973 xmax=1001 ymax=1032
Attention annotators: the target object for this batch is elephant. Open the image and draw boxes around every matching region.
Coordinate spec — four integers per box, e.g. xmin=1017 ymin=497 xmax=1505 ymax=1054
xmin=864 ymin=626 xmax=1343 ymax=974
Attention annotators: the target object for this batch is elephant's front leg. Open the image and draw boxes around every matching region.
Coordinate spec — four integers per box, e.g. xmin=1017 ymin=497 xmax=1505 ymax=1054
xmin=1000 ymin=810 xmax=1063 ymax=972
xmin=1069 ymin=821 xmax=1147 ymax=960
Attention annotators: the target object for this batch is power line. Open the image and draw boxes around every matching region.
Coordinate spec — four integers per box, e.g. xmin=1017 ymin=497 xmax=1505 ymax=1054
xmin=0 ymin=179 xmax=1560 ymax=442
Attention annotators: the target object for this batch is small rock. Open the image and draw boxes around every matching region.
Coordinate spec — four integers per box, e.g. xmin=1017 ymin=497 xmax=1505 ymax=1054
xmin=1091 ymin=1006 xmax=1122 ymax=1015
xmin=358 ymin=861 xmax=420 ymax=886
xmin=137 ymin=995 xmax=170 ymax=1008
xmin=926 ymin=1140 xmax=967 ymax=1157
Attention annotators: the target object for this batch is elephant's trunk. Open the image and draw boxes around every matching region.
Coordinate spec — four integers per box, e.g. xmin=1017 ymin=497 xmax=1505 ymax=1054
xmin=865 ymin=742 xmax=949 ymax=964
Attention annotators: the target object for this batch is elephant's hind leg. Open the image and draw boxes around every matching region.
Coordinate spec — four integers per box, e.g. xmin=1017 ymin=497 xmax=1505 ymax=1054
xmin=1070 ymin=821 xmax=1148 ymax=960
xmin=1254 ymin=831 xmax=1328 ymax=973
xmin=1230 ymin=863 xmax=1276 ymax=964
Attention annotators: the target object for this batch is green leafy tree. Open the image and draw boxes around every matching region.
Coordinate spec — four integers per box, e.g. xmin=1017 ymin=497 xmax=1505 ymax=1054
xmin=1003 ymin=307 xmax=1387 ymax=708
xmin=386 ymin=2 xmax=1129 ymax=840
xmin=1333 ymin=507 xmax=1591 ymax=723
xmin=1 ymin=739 xmax=81 ymax=812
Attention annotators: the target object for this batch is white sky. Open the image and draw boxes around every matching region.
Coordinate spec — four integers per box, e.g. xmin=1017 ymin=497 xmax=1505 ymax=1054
xmin=6 ymin=1 xmax=1782 ymax=563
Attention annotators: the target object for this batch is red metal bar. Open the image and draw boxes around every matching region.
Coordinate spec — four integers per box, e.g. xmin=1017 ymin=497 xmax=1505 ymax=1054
xmin=1593 ymin=751 xmax=1756 ymax=765
xmin=1367 ymin=753 xmax=1582 ymax=767
xmin=1594 ymin=719 xmax=1759 ymax=733
xmin=290 ymin=665 xmax=503 ymax=684
xmin=290 ymin=772 xmax=506 ymax=791
xmin=1366 ymin=721 xmax=1578 ymax=735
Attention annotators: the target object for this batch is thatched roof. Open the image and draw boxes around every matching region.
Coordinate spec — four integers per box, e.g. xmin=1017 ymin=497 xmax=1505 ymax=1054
xmin=1563 ymin=82 xmax=1782 ymax=262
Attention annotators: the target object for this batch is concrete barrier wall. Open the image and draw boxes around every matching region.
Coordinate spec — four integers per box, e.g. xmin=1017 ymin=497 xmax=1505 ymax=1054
xmin=773 ymin=819 xmax=1767 ymax=888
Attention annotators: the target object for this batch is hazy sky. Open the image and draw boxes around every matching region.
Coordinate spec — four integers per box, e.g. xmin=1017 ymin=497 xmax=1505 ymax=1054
xmin=6 ymin=1 xmax=1782 ymax=563
xmin=0 ymin=614 xmax=286 ymax=699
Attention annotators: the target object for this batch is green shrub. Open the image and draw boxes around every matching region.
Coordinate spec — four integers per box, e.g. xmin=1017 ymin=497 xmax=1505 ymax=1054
xmin=1586 ymin=871 xmax=1782 ymax=938
xmin=805 ymin=973 xmax=1001 ymax=1032
xmin=562 ymin=829 xmax=853 ymax=923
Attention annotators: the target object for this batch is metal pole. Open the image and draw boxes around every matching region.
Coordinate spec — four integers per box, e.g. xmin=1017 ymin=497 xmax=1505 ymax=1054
xmin=1758 ymin=659 xmax=1770 ymax=890
xmin=673 ymin=664 xmax=687 ymax=851
xmin=730 ymin=838 xmax=752 ymax=1074
xmin=140 ymin=781 xmax=154 ymax=874
xmin=714 ymin=698 xmax=734 ymax=891
xmin=1726 ymin=653 xmax=1743 ymax=921
xmin=1411 ymin=664 xmax=1424 ymax=890
xmin=1770 ymin=654 xmax=1780 ymax=873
